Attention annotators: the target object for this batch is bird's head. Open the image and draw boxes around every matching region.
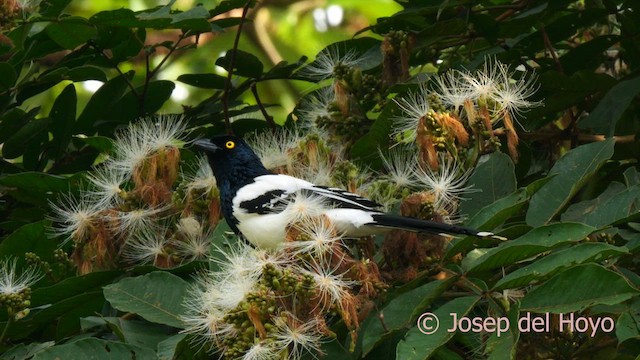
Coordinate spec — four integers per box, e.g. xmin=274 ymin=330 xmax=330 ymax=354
xmin=193 ymin=135 xmax=269 ymax=185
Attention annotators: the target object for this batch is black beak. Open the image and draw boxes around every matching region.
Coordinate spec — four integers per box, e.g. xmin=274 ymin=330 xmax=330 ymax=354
xmin=193 ymin=139 xmax=220 ymax=153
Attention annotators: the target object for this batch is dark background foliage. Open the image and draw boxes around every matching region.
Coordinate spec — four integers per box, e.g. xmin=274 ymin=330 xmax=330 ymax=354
xmin=0 ymin=0 xmax=639 ymax=359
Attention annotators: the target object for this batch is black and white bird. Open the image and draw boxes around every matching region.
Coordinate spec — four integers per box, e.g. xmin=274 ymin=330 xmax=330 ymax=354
xmin=194 ymin=135 xmax=501 ymax=249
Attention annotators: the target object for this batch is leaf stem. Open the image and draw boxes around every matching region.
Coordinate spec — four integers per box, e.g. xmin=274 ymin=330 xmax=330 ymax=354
xmin=0 ymin=315 xmax=13 ymax=345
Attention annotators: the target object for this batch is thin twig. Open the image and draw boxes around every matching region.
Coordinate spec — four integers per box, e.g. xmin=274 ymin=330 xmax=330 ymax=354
xmin=222 ymin=0 xmax=253 ymax=134
xmin=540 ymin=26 xmax=563 ymax=73
xmin=90 ymin=43 xmax=138 ymax=97
xmin=251 ymin=83 xmax=276 ymax=130
xmin=140 ymin=32 xmax=189 ymax=116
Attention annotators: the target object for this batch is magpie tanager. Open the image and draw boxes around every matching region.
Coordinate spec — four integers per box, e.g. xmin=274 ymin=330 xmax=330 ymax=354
xmin=194 ymin=135 xmax=501 ymax=249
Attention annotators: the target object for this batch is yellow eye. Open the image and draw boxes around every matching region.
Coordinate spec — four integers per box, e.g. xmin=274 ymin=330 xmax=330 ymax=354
xmin=225 ymin=141 xmax=235 ymax=149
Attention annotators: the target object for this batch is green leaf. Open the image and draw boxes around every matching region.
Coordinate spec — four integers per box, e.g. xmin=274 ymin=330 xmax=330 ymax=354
xmin=32 ymin=338 xmax=156 ymax=360
xmin=31 ymin=271 xmax=122 ymax=306
xmin=463 ymin=223 xmax=595 ymax=273
xmin=216 ymin=49 xmax=264 ymax=78
xmin=485 ymin=305 xmax=520 ymax=360
xmin=0 ymin=62 xmax=17 ymax=90
xmin=103 ymin=272 xmax=189 ymax=328
xmin=460 ymin=152 xmax=516 ymax=218
xmin=520 ymin=264 xmax=640 ymax=313
xmin=0 ymin=172 xmax=76 ymax=206
xmin=49 ymin=83 xmax=77 ymax=158
xmin=106 ymin=80 xmax=175 ymax=126
xmin=76 ymin=72 xmax=133 ymax=133
xmin=170 ymin=5 xmax=211 ymax=31
xmin=2 ymin=291 xmax=106 ymax=339
xmin=90 ymin=9 xmax=139 ymax=27
xmin=361 ymin=278 xmax=456 ymax=355
xmin=0 ymin=221 xmax=53 ymax=259
xmin=493 ymin=243 xmax=629 ymax=290
xmin=466 ymin=188 xmax=529 ymax=230
xmin=526 ymin=139 xmax=615 ymax=227
xmin=177 ymin=73 xmax=227 ymax=89
xmin=74 ymin=135 xmax=114 ymax=153
xmin=579 ymin=76 xmax=640 ymax=136
xmin=2 ymin=110 xmax=48 ymax=160
xmin=157 ymin=334 xmax=188 ymax=360
xmin=97 ymin=318 xmax=173 ymax=350
xmin=396 ymin=296 xmax=480 ymax=360
xmin=578 ymin=185 xmax=640 ymax=228
xmin=616 ymin=311 xmax=640 ymax=344
xmin=45 ymin=18 xmax=97 ymax=50
xmin=1 ymin=342 xmax=55 ymax=360
xmin=39 ymin=0 xmax=72 ymax=17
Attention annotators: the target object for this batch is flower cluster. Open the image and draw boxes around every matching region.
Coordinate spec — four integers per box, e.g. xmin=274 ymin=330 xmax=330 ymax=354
xmin=0 ymin=257 xmax=42 ymax=320
xmin=296 ymin=46 xmax=388 ymax=146
xmin=393 ymin=57 xmax=540 ymax=163
xmin=49 ymin=116 xmax=220 ymax=274
xmin=183 ymin=214 xmax=385 ymax=360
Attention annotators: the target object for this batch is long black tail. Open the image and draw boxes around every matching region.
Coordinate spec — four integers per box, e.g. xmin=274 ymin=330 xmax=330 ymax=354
xmin=369 ymin=214 xmax=506 ymax=240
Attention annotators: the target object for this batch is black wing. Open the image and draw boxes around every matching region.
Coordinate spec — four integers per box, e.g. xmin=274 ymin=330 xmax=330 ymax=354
xmin=238 ymin=186 xmax=381 ymax=215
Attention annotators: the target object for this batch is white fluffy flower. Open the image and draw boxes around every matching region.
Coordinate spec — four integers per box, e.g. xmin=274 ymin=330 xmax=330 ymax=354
xmin=85 ymin=166 xmax=127 ymax=209
xmin=284 ymin=218 xmax=344 ymax=261
xmin=378 ymin=146 xmax=419 ymax=187
xmin=0 ymin=258 xmax=42 ymax=296
xmin=110 ymin=115 xmax=187 ymax=175
xmin=392 ymin=82 xmax=431 ymax=142
xmin=414 ymin=155 xmax=474 ymax=213
xmin=489 ymin=65 xmax=541 ymax=124
xmin=273 ymin=313 xmax=324 ymax=360
xmin=122 ymin=228 xmax=169 ymax=265
xmin=48 ymin=193 xmax=100 ymax=242
xmin=300 ymin=47 xmax=362 ymax=81
xmin=246 ymin=129 xmax=302 ymax=171
xmin=184 ymin=156 xmax=217 ymax=197
xmin=297 ymin=87 xmax=335 ymax=124
xmin=433 ymin=70 xmax=474 ymax=113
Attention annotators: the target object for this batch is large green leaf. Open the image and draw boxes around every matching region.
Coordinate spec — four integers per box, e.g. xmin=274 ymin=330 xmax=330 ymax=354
xmin=520 ymin=264 xmax=640 ymax=313
xmin=1 ymin=291 xmax=106 ymax=339
xmin=106 ymin=80 xmax=175 ymax=126
xmin=466 ymin=188 xmax=529 ymax=230
xmin=32 ymin=338 xmax=156 ymax=360
xmin=45 ymin=18 xmax=97 ymax=50
xmin=463 ymin=223 xmax=595 ymax=273
xmin=0 ymin=62 xmax=17 ymax=90
xmin=0 ymin=172 xmax=76 ymax=206
xmin=76 ymin=72 xmax=133 ymax=133
xmin=396 ymin=296 xmax=480 ymax=360
xmin=216 ymin=49 xmax=264 ymax=78
xmin=0 ymin=221 xmax=54 ymax=260
xmin=493 ymin=243 xmax=629 ymax=290
xmin=581 ymin=185 xmax=640 ymax=228
xmin=2 ymin=110 xmax=48 ymax=160
xmin=48 ymin=83 xmax=77 ymax=158
xmin=460 ymin=152 xmax=516 ymax=218
xmin=31 ymin=271 xmax=122 ymax=306
xmin=361 ymin=278 xmax=456 ymax=356
xmin=103 ymin=272 xmax=189 ymax=329
xmin=526 ymin=139 xmax=615 ymax=227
